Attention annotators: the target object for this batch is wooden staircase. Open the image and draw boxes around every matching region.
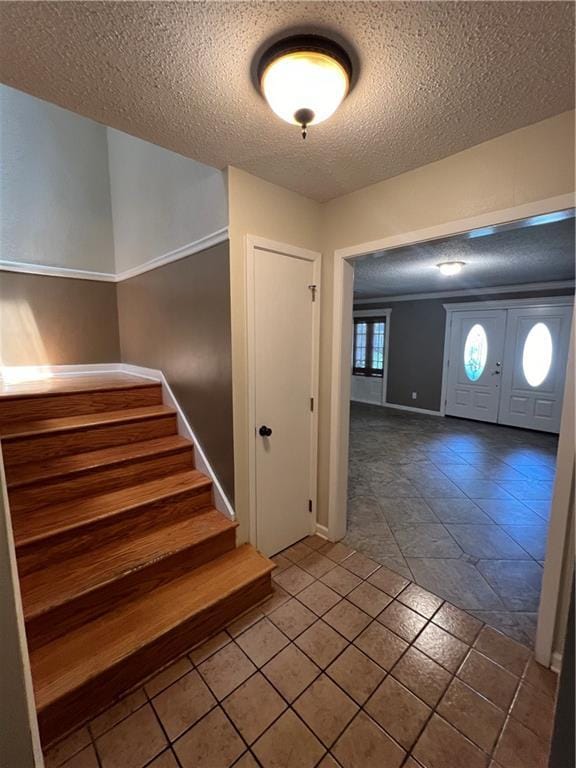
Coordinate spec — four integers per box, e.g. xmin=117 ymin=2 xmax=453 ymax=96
xmin=0 ymin=374 xmax=274 ymax=746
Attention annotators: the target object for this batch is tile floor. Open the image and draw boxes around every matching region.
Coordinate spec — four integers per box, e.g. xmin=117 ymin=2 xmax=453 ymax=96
xmin=45 ymin=535 xmax=558 ymax=768
xmin=346 ymin=404 xmax=558 ymax=646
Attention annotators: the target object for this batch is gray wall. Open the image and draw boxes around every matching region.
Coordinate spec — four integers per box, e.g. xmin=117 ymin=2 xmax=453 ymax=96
xmin=107 ymin=128 xmax=228 ymax=275
xmin=0 ymin=271 xmax=121 ymax=366
xmin=117 ymin=242 xmax=234 ymax=500
xmin=355 ymin=288 xmax=575 ymax=411
xmin=0 ymin=85 xmax=115 ymax=273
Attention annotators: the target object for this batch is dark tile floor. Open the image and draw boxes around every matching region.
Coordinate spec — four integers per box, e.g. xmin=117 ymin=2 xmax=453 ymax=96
xmin=45 ymin=535 xmax=558 ymax=768
xmin=346 ymin=404 xmax=558 ymax=646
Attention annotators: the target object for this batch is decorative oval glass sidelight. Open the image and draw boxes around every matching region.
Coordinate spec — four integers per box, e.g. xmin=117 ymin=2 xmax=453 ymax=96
xmin=464 ymin=324 xmax=488 ymax=382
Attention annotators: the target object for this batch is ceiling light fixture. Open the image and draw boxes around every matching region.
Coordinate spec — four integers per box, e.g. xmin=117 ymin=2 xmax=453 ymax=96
xmin=437 ymin=261 xmax=465 ymax=276
xmin=258 ymin=35 xmax=352 ymax=139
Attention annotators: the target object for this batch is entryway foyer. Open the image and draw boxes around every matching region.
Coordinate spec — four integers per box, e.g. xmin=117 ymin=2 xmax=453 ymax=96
xmin=346 ymin=405 xmax=556 ymax=646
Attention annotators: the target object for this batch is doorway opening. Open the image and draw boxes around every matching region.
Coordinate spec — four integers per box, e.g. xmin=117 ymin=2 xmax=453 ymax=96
xmin=343 ymin=211 xmax=575 ymax=647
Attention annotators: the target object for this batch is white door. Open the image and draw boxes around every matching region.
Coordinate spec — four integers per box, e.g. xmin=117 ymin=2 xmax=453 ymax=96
xmin=498 ymin=305 xmax=573 ymax=432
xmin=251 ymin=243 xmax=320 ymax=556
xmin=445 ymin=310 xmax=507 ymax=422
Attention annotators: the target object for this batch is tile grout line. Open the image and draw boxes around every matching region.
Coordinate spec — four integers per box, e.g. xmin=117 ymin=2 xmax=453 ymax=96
xmin=48 ymin=532 xmax=555 ymax=768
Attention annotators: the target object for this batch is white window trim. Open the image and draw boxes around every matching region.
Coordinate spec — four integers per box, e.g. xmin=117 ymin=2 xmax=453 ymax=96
xmin=352 ymin=308 xmax=391 ymax=404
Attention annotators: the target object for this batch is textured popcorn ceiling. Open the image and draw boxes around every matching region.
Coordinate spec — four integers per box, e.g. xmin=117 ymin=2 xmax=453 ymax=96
xmin=353 ymin=217 xmax=576 ymax=298
xmin=0 ymin=1 xmax=574 ymax=202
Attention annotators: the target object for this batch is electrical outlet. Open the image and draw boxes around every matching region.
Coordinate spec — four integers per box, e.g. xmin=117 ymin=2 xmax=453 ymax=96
xmin=412 ymin=391 xmax=417 ymax=400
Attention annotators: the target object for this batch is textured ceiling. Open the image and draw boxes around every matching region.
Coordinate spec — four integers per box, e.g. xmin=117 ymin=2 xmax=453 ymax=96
xmin=353 ymin=217 xmax=576 ymax=299
xmin=0 ymin=2 xmax=574 ymax=202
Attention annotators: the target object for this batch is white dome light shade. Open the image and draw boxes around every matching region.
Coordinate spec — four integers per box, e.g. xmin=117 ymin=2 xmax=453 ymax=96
xmin=437 ymin=261 xmax=465 ymax=276
xmin=261 ymin=50 xmax=349 ymax=127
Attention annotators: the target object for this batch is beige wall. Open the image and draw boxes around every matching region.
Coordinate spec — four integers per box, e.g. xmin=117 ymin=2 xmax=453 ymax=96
xmin=0 ymin=271 xmax=121 ymax=367
xmin=316 ymin=110 xmax=576 ymax=527
xmin=227 ymin=167 xmax=322 ymax=541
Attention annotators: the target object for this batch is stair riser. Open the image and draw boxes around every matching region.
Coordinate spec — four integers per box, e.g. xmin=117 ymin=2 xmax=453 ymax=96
xmin=9 ymin=447 xmax=195 ymax=513
xmin=38 ymin=573 xmax=272 ymax=747
xmin=26 ymin=527 xmax=237 ymax=650
xmin=17 ymin=485 xmax=213 ymax=575
xmin=0 ymin=385 xmax=163 ymax=429
xmin=2 ymin=414 xmax=178 ymax=468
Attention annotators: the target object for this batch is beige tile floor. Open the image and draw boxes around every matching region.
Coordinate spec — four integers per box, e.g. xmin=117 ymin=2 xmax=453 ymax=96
xmin=45 ymin=536 xmax=558 ymax=768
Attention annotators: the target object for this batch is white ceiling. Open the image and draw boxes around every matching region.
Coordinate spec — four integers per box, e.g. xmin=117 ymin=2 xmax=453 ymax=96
xmin=0 ymin=2 xmax=573 ymax=202
xmin=353 ymin=217 xmax=576 ymax=299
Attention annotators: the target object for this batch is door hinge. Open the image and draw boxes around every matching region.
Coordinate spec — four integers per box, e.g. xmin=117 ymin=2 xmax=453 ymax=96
xmin=310 ymin=397 xmax=314 ymax=412
xmin=308 ymin=499 xmax=313 ymax=513
xmin=308 ymin=284 xmax=317 ymax=302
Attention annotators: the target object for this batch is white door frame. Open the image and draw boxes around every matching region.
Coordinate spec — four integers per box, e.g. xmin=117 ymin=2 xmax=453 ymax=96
xmin=328 ymin=193 xmax=575 ymax=666
xmin=440 ymin=297 xmax=574 ymax=418
xmin=351 ymin=308 xmax=392 ymax=405
xmin=246 ymin=235 xmax=322 ymax=549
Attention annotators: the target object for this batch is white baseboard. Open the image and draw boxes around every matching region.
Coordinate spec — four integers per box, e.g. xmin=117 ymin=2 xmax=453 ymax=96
xmin=383 ymin=402 xmax=443 ymax=416
xmin=351 ymin=398 xmax=442 ymax=417
xmin=551 ymin=650 xmax=563 ymax=673
xmin=0 ymin=363 xmax=235 ymax=521
xmin=315 ymin=523 xmax=329 ymax=540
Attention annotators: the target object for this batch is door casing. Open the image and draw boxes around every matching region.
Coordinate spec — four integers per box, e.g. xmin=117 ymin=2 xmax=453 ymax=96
xmin=328 ymin=195 xmax=575 ymax=668
xmin=246 ymin=235 xmax=321 ymax=551
xmin=441 ymin=297 xmax=574 ymax=425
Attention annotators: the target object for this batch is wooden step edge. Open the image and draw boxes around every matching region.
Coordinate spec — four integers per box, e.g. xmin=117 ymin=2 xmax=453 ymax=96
xmin=7 ymin=436 xmax=193 ymax=490
xmin=23 ymin=513 xmax=239 ymax=622
xmin=38 ymin=567 xmax=273 ymax=746
xmin=0 ymin=377 xmax=161 ymax=402
xmin=14 ymin=471 xmax=213 ymax=549
xmin=33 ymin=545 xmax=274 ymax=715
xmin=0 ymin=405 xmax=175 ymax=441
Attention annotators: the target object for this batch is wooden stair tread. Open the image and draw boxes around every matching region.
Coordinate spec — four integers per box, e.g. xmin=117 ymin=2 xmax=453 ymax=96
xmin=7 ymin=435 xmax=192 ymax=488
xmin=32 ymin=544 xmax=274 ymax=710
xmin=22 ymin=507 xmax=237 ymax=620
xmin=0 ymin=404 xmax=174 ymax=439
xmin=14 ymin=470 xmax=211 ymax=547
xmin=0 ymin=374 xmax=158 ymax=399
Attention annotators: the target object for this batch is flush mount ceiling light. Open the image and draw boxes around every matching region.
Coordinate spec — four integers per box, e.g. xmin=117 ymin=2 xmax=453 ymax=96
xmin=437 ymin=261 xmax=465 ymax=276
xmin=258 ymin=35 xmax=352 ymax=139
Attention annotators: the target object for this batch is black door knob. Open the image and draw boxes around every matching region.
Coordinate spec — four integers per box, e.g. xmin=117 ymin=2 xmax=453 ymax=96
xmin=259 ymin=425 xmax=272 ymax=437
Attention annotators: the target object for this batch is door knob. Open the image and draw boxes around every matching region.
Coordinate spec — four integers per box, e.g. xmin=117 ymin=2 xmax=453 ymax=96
xmin=491 ymin=370 xmax=501 ymax=375
xmin=259 ymin=425 xmax=272 ymax=437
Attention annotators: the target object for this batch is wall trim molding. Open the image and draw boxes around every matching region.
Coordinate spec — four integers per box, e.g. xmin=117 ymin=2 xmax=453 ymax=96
xmin=443 ymin=296 xmax=574 ymax=312
xmin=0 ymin=226 xmax=230 ymax=283
xmin=0 ymin=363 xmax=235 ymax=521
xmin=115 ymin=227 xmax=229 ymax=282
xmin=355 ymin=280 xmax=575 ymax=305
xmin=0 ymin=260 xmax=116 ymax=282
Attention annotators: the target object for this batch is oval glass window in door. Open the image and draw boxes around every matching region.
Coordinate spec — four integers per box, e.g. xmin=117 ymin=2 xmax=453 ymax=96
xmin=523 ymin=322 xmax=553 ymax=387
xmin=463 ymin=324 xmax=488 ymax=381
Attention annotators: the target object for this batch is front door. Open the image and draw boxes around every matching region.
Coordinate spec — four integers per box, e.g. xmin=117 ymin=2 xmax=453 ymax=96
xmin=498 ymin=305 xmax=573 ymax=432
xmin=252 ymin=243 xmax=319 ymax=556
xmin=445 ymin=310 xmax=507 ymax=422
